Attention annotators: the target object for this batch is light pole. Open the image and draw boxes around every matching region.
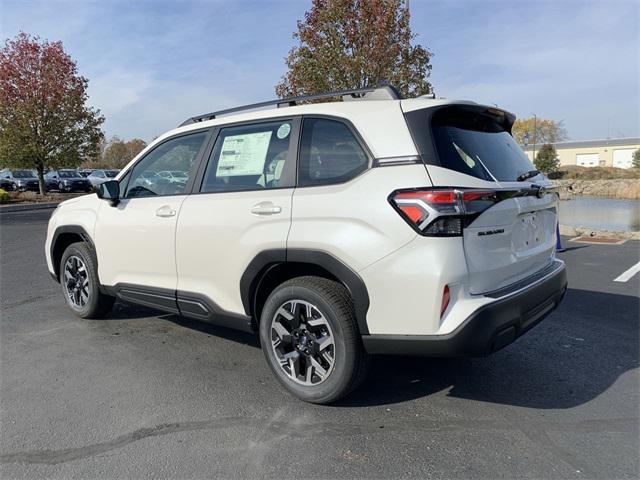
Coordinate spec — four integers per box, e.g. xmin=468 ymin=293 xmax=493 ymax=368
xmin=532 ymin=113 xmax=537 ymax=161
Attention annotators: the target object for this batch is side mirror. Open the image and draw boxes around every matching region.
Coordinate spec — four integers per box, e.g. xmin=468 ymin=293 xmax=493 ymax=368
xmin=97 ymin=180 xmax=120 ymax=206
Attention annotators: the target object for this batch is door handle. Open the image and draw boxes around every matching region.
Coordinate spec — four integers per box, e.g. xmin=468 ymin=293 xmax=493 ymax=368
xmin=155 ymin=205 xmax=176 ymax=218
xmin=251 ymin=202 xmax=282 ymax=216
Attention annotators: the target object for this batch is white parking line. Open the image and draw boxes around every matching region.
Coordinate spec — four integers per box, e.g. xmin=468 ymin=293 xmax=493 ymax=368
xmin=614 ymin=261 xmax=640 ymax=282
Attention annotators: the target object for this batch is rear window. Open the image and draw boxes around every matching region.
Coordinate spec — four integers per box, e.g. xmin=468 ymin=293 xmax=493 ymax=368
xmin=407 ymin=106 xmax=536 ymax=182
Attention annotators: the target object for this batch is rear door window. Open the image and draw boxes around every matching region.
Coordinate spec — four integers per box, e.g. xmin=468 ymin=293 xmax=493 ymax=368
xmin=200 ymin=120 xmax=295 ymax=193
xmin=407 ymin=106 xmax=537 ymax=182
xmin=298 ymin=118 xmax=369 ymax=186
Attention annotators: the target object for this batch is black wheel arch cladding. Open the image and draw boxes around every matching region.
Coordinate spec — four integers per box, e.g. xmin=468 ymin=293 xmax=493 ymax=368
xmin=240 ymin=249 xmax=371 ymax=335
xmin=50 ymin=225 xmax=95 ymax=282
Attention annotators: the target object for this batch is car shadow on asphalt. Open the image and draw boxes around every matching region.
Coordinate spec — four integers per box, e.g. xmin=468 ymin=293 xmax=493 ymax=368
xmin=169 ymin=315 xmax=261 ymax=348
xmin=103 ymin=302 xmax=262 ymax=347
xmin=104 ymin=288 xmax=638 ymax=409
xmin=336 ymin=288 xmax=639 ymax=408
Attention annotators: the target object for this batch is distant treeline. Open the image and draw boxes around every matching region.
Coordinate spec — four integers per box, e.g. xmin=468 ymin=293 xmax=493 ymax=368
xmin=82 ymin=137 xmax=147 ymax=170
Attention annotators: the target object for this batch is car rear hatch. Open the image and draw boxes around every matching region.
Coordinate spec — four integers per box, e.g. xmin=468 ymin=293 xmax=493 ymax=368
xmin=401 ymin=102 xmax=558 ymax=294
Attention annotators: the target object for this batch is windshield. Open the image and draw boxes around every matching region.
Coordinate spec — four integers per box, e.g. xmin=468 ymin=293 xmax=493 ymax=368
xmin=106 ymin=170 xmax=118 ymax=177
xmin=59 ymin=171 xmax=81 ymax=178
xmin=13 ymin=170 xmax=35 ymax=178
xmin=171 ymin=171 xmax=187 ymax=177
xmin=406 ymin=106 xmax=538 ymax=182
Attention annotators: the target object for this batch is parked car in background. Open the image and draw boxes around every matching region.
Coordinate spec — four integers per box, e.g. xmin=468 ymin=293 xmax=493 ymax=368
xmin=158 ymin=170 xmax=189 ymax=184
xmin=87 ymin=169 xmax=120 ymax=187
xmin=45 ymin=170 xmax=93 ymax=192
xmin=0 ymin=177 xmax=16 ymax=191
xmin=0 ymin=169 xmax=41 ymax=192
xmin=127 ymin=170 xmax=173 ymax=195
xmin=77 ymin=169 xmax=94 ymax=178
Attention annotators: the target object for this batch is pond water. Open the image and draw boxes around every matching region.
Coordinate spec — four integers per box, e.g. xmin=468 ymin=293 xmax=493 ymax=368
xmin=559 ymin=196 xmax=640 ymax=232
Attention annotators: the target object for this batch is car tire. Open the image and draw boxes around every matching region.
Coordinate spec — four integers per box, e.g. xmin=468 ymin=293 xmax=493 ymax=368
xmin=259 ymin=276 xmax=369 ymax=404
xmin=58 ymin=182 xmax=64 ymax=192
xmin=59 ymin=242 xmax=115 ymax=319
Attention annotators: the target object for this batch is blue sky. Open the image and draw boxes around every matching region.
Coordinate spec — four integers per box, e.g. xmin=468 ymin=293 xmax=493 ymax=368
xmin=2 ymin=0 xmax=638 ymax=142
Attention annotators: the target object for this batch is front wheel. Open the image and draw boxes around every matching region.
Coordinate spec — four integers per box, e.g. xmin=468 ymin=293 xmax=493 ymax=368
xmin=259 ymin=276 xmax=369 ymax=404
xmin=59 ymin=242 xmax=114 ymax=319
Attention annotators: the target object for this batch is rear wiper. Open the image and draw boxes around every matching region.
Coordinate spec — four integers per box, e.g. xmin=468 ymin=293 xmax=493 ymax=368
xmin=516 ymin=170 xmax=540 ymax=182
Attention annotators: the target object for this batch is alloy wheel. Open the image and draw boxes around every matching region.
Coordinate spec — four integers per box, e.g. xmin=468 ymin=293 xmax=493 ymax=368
xmin=270 ymin=300 xmax=336 ymax=386
xmin=64 ymin=255 xmax=90 ymax=308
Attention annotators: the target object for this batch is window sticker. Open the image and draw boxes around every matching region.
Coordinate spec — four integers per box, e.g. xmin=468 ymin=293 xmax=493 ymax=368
xmin=276 ymin=123 xmax=291 ymax=139
xmin=217 ymin=131 xmax=272 ymax=177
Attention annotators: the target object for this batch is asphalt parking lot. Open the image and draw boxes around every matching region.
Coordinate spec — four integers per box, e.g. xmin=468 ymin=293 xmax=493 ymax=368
xmin=1 ymin=209 xmax=638 ymax=479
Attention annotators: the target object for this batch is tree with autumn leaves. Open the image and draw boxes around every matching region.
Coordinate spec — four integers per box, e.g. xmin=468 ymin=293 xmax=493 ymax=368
xmin=85 ymin=137 xmax=147 ymax=170
xmin=0 ymin=33 xmax=104 ymax=194
xmin=276 ymin=0 xmax=432 ymax=98
xmin=512 ymin=117 xmax=568 ymax=146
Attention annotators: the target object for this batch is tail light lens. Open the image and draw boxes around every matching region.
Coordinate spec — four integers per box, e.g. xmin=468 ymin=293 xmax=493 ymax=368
xmin=389 ymin=188 xmax=499 ymax=236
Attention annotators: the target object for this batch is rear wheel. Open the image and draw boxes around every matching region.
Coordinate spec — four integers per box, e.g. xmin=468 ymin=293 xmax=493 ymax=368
xmin=60 ymin=242 xmax=114 ymax=319
xmin=259 ymin=276 xmax=369 ymax=404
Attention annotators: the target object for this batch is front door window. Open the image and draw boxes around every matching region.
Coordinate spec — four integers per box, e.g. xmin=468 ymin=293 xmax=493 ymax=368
xmin=124 ymin=131 xmax=207 ymax=197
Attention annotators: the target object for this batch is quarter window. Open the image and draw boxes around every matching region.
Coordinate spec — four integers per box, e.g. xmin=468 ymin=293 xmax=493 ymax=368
xmin=124 ymin=131 xmax=207 ymax=198
xmin=201 ymin=120 xmax=294 ymax=193
xmin=298 ymin=118 xmax=368 ymax=186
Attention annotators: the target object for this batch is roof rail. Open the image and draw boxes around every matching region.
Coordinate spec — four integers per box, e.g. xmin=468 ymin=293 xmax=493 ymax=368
xmin=179 ymin=82 xmax=402 ymax=127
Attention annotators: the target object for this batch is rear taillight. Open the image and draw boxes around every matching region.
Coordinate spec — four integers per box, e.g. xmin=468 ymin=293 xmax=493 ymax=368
xmin=389 ymin=188 xmax=499 ymax=236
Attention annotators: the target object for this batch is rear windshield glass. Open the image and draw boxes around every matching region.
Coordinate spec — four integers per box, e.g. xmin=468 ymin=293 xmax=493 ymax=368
xmin=408 ymin=106 xmax=536 ymax=182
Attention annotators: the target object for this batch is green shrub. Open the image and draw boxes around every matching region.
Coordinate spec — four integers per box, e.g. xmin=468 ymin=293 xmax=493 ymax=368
xmin=534 ymin=143 xmax=560 ymax=174
xmin=0 ymin=188 xmax=11 ymax=204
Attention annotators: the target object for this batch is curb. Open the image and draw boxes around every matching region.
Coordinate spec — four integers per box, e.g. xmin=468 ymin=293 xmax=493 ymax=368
xmin=0 ymin=202 xmax=59 ymax=213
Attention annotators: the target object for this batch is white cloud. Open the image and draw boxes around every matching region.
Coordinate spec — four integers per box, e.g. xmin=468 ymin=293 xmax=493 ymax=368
xmin=419 ymin=0 xmax=639 ymax=139
xmin=88 ymin=70 xmax=153 ymax=116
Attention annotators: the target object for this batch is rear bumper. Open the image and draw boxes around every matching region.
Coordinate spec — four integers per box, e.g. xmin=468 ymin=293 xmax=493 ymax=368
xmin=362 ymin=260 xmax=567 ymax=357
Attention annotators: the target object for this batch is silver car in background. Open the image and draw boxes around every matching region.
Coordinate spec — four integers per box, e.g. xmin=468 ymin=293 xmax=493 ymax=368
xmin=158 ymin=170 xmax=189 ymax=184
xmin=87 ymin=169 xmax=120 ymax=188
xmin=0 ymin=169 xmax=40 ymax=192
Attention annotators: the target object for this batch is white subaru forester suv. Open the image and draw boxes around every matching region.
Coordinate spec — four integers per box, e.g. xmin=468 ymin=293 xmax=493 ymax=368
xmin=45 ymin=84 xmax=567 ymax=404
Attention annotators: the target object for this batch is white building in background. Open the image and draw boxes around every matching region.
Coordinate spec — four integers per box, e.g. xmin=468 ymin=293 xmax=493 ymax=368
xmin=522 ymin=138 xmax=639 ymax=168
